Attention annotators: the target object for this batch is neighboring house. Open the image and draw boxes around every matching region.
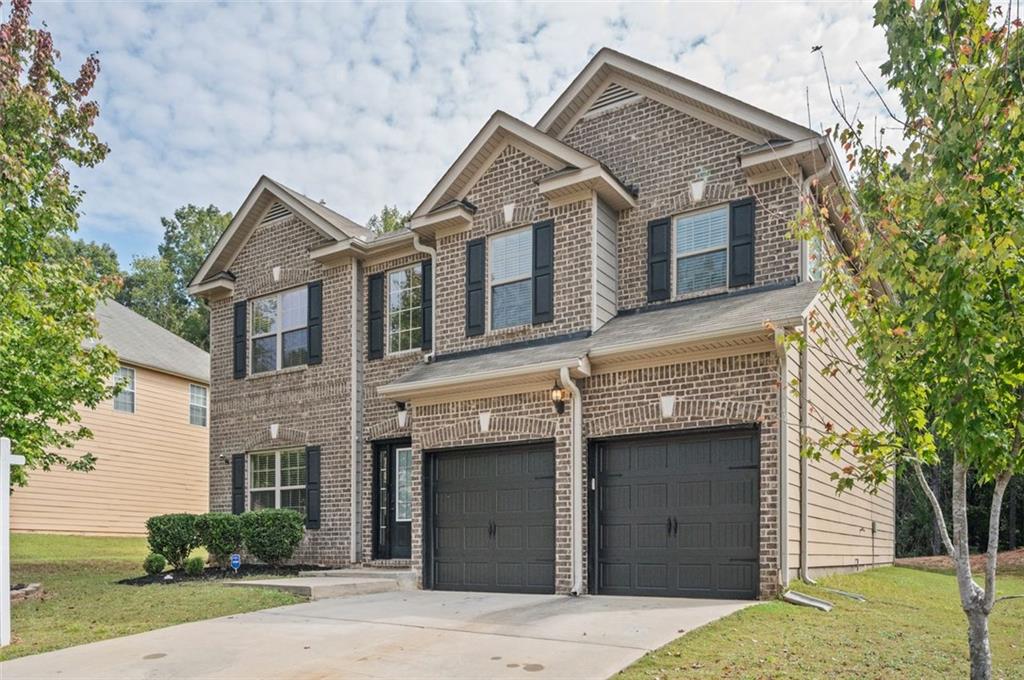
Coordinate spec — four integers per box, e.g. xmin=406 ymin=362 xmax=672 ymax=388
xmin=188 ymin=48 xmax=894 ymax=600
xmin=11 ymin=300 xmax=210 ymax=536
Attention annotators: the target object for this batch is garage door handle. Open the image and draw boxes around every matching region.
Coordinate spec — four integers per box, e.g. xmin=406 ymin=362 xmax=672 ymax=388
xmin=672 ymin=517 xmax=678 ymax=535
xmin=666 ymin=517 xmax=672 ymax=534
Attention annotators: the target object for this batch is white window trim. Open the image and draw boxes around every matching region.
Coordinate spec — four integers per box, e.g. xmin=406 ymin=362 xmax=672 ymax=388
xmin=188 ymin=383 xmax=208 ymax=427
xmin=113 ymin=366 xmax=136 ymax=413
xmin=385 ymin=263 xmax=423 ymax=356
xmin=249 ymin=449 xmax=306 ymax=512
xmin=671 ymin=202 xmax=730 ymax=299
xmin=395 ymin=446 xmax=413 ymax=522
xmin=487 ymin=226 xmax=533 ymax=333
xmin=249 ymin=287 xmax=308 ymax=374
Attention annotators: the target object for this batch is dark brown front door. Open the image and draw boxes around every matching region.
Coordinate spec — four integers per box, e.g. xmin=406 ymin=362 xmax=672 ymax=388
xmin=373 ymin=441 xmax=412 ymax=560
xmin=591 ymin=429 xmax=760 ymax=599
xmin=426 ymin=443 xmax=555 ymax=594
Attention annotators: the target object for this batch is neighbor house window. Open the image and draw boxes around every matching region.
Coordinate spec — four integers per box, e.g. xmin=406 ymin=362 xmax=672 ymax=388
xmin=249 ymin=449 xmax=306 ymax=515
xmin=387 ymin=264 xmax=422 ymax=353
xmin=113 ymin=366 xmax=135 ymax=413
xmin=395 ymin=447 xmax=412 ymax=522
xmin=674 ymin=205 xmax=729 ymax=295
xmin=489 ymin=227 xmax=532 ymax=329
xmin=189 ymin=384 xmax=208 ymax=426
xmin=805 ymin=236 xmax=824 ymax=282
xmin=251 ymin=287 xmax=307 ymax=374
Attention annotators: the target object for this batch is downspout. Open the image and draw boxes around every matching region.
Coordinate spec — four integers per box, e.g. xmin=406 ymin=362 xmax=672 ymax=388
xmin=559 ymin=365 xmax=584 ymax=596
xmin=774 ymin=328 xmax=790 ymax=589
xmin=412 ymin=233 xmax=437 ymax=362
xmin=350 ymin=258 xmax=362 ymax=565
xmin=799 ymin=315 xmax=814 ymax=584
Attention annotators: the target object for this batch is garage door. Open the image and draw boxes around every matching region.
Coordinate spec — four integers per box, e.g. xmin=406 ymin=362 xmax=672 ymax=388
xmin=427 ymin=443 xmax=555 ymax=594
xmin=592 ymin=430 xmax=760 ymax=599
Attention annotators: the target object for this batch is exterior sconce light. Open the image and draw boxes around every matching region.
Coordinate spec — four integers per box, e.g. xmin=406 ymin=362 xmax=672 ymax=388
xmin=690 ymin=168 xmax=710 ymax=203
xmin=269 ymin=423 xmax=279 ymax=440
xmin=396 ymin=402 xmax=409 ymax=428
xmin=551 ymin=382 xmax=571 ymax=415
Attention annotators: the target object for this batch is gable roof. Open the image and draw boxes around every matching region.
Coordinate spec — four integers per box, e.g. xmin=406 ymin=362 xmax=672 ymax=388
xmin=412 ymin=111 xmax=628 ymax=218
xmin=537 ymin=48 xmax=817 ymax=144
xmin=86 ymin=300 xmax=210 ymax=383
xmin=189 ymin=175 xmax=372 ymax=288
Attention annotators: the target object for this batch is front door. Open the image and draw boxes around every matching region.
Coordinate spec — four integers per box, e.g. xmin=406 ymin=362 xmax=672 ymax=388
xmin=373 ymin=441 xmax=412 ymax=560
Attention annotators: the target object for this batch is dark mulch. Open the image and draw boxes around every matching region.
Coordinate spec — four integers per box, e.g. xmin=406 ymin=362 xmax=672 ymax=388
xmin=117 ymin=564 xmax=325 ymax=586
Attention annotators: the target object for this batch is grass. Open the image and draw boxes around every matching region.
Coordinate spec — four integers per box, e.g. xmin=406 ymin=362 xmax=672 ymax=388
xmin=622 ymin=567 xmax=1024 ymax=679
xmin=1 ymin=533 xmax=302 ymax=661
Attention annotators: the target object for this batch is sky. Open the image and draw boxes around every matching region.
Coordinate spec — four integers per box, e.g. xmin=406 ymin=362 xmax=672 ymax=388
xmin=34 ymin=1 xmax=897 ymax=266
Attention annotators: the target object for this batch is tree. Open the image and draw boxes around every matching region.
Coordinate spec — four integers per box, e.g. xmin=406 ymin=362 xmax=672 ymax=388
xmin=120 ymin=256 xmax=181 ymax=336
xmin=794 ymin=2 xmax=1023 ymax=677
xmin=366 ymin=204 xmax=410 ymax=233
xmin=50 ymin=236 xmax=123 ymax=284
xmin=0 ymin=0 xmax=119 ymax=485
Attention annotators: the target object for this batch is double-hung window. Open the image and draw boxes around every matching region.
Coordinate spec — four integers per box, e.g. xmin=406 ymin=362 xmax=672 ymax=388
xmin=113 ymin=366 xmax=135 ymax=413
xmin=387 ymin=264 xmax=423 ymax=354
xmin=249 ymin=449 xmax=306 ymax=515
xmin=189 ymin=384 xmax=208 ymax=426
xmin=489 ymin=228 xmax=532 ymax=330
xmin=674 ymin=205 xmax=729 ymax=295
xmin=251 ymin=288 xmax=308 ymax=374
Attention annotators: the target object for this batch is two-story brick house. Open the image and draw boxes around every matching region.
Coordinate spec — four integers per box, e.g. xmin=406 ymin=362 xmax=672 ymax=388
xmin=189 ymin=49 xmax=894 ymax=600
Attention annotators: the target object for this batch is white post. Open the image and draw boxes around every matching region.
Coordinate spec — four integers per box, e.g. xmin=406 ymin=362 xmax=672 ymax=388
xmin=2 ymin=436 xmax=25 ymax=647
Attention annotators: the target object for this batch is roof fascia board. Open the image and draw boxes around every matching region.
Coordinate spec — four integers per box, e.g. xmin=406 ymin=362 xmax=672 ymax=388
xmin=740 ymin=137 xmax=826 ymax=169
xmin=191 ymin=178 xmax=272 ymax=286
xmin=377 ymin=355 xmax=590 ymax=400
xmin=186 ymin=277 xmax=235 ymax=298
xmin=538 ymin=165 xmax=637 ymax=210
xmin=589 ymin=318 xmax=805 ymax=362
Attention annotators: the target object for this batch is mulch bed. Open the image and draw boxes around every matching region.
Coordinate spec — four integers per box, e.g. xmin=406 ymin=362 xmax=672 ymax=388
xmin=896 ymin=548 xmax=1024 ymax=573
xmin=118 ymin=564 xmax=325 ymax=586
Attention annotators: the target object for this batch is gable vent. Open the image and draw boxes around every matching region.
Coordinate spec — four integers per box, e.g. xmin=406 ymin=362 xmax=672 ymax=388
xmin=261 ymin=202 xmax=292 ymax=224
xmin=586 ymin=82 xmax=640 ymax=115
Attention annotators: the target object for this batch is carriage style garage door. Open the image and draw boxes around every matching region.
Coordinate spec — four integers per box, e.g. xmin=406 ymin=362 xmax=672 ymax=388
xmin=591 ymin=429 xmax=760 ymax=599
xmin=427 ymin=443 xmax=556 ymax=594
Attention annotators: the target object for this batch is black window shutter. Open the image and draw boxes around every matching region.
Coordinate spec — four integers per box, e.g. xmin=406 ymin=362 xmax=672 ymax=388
xmin=305 ymin=446 xmax=321 ymax=530
xmin=647 ymin=217 xmax=671 ymax=302
xmin=232 ymin=301 xmax=247 ymax=379
xmin=532 ymin=219 xmax=554 ymax=324
xmin=368 ymin=273 xmax=385 ymax=359
xmin=421 ymin=260 xmax=432 ymax=350
xmin=231 ymin=453 xmax=245 ymax=514
xmin=465 ymin=237 xmax=485 ymax=337
xmin=729 ymin=198 xmax=756 ymax=287
xmin=307 ymin=281 xmax=322 ymax=365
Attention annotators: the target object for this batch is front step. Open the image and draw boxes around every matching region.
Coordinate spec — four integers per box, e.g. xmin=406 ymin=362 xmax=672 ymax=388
xmin=299 ymin=567 xmax=417 ymax=590
xmin=224 ymin=576 xmax=399 ymax=600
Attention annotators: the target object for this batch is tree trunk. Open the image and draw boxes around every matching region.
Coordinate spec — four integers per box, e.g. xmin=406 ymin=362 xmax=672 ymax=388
xmin=1007 ymin=480 xmax=1019 ymax=551
xmin=930 ymin=462 xmax=944 ymax=555
xmin=966 ymin=607 xmax=992 ymax=680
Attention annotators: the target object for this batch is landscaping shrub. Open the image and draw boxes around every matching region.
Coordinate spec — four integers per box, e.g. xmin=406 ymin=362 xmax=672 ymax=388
xmin=145 ymin=513 xmax=199 ymax=569
xmin=195 ymin=512 xmax=243 ymax=567
xmin=241 ymin=509 xmax=304 ymax=566
xmin=143 ymin=553 xmax=166 ymax=575
xmin=184 ymin=556 xmax=205 ymax=577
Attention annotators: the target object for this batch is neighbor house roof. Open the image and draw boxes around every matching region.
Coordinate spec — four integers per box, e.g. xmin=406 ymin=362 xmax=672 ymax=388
xmin=379 ymin=281 xmax=820 ymax=400
xmin=86 ymin=300 xmax=210 ymax=384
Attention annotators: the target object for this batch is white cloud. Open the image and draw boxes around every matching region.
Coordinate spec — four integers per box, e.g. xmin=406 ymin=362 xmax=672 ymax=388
xmin=34 ymin=1 xmax=895 ymax=261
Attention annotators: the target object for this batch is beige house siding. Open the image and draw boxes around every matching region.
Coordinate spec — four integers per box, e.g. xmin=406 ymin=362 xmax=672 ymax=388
xmin=11 ymin=364 xmax=209 ymax=536
xmin=795 ymin=296 xmax=895 ymax=574
xmin=593 ymin=195 xmax=618 ymax=329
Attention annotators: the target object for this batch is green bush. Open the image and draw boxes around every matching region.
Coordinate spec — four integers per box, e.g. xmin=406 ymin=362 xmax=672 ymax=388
xmin=145 ymin=513 xmax=199 ymax=569
xmin=195 ymin=512 xmax=243 ymax=567
xmin=143 ymin=553 xmax=166 ymax=575
xmin=241 ymin=509 xmax=304 ymax=566
xmin=184 ymin=556 xmax=205 ymax=577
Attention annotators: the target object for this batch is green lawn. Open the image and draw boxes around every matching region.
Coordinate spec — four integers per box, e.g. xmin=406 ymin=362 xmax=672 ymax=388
xmin=622 ymin=567 xmax=1024 ymax=679
xmin=1 ymin=533 xmax=301 ymax=661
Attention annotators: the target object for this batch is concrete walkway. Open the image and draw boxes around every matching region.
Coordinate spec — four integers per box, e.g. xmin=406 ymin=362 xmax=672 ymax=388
xmin=1 ymin=590 xmax=753 ymax=679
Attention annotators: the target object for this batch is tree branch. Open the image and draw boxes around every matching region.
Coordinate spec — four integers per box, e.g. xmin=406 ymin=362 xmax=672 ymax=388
xmin=913 ymin=460 xmax=956 ymax=557
xmin=984 ymin=471 xmax=1013 ymax=613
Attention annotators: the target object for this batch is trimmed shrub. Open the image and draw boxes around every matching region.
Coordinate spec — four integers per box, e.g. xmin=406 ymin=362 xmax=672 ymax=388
xmin=143 ymin=553 xmax=166 ymax=575
xmin=184 ymin=556 xmax=205 ymax=577
xmin=241 ymin=509 xmax=304 ymax=566
xmin=195 ymin=512 xmax=243 ymax=567
xmin=146 ymin=513 xmax=199 ymax=569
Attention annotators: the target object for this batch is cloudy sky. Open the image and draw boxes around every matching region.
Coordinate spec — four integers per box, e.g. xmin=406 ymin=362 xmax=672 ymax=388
xmin=36 ymin=1 xmax=896 ymax=264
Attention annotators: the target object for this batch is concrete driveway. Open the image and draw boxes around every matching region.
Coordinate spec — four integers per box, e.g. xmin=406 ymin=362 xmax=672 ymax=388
xmin=1 ymin=590 xmax=753 ymax=679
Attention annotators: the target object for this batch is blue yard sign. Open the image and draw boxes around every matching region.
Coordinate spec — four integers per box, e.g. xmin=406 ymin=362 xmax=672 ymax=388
xmin=230 ymin=553 xmax=241 ymax=573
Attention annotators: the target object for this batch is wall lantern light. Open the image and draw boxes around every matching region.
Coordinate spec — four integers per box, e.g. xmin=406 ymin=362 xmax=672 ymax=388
xmin=551 ymin=382 xmax=571 ymax=415
xmin=396 ymin=402 xmax=409 ymax=428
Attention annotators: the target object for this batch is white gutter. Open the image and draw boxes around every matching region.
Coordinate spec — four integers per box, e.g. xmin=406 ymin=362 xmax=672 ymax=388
xmin=799 ymin=315 xmax=814 ymax=584
xmin=411 ymin=233 xmax=437 ymax=362
xmin=587 ymin=318 xmax=804 ymax=360
xmin=559 ymin=366 xmax=584 ymax=596
xmin=377 ymin=355 xmax=588 ymax=399
xmin=774 ymin=328 xmax=790 ymax=589
xmin=350 ymin=260 xmax=362 ymax=565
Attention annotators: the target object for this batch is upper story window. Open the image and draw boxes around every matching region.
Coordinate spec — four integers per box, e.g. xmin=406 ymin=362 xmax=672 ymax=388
xmin=251 ymin=287 xmax=308 ymax=374
xmin=489 ymin=228 xmax=532 ymax=330
xmin=189 ymin=384 xmax=208 ymax=427
xmin=804 ymin=236 xmax=824 ymax=282
xmin=388 ymin=264 xmax=423 ymax=354
xmin=674 ymin=205 xmax=729 ymax=295
xmin=249 ymin=448 xmax=306 ymax=515
xmin=113 ymin=366 xmax=135 ymax=413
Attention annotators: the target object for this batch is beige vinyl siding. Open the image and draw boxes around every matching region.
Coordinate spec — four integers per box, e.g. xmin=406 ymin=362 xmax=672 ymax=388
xmin=11 ymin=364 xmax=209 ymax=536
xmin=801 ymin=296 xmax=895 ymax=572
xmin=593 ymin=195 xmax=618 ymax=328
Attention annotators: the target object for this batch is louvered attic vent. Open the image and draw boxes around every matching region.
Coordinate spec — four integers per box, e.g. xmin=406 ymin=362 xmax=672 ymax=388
xmin=261 ymin=202 xmax=292 ymax=224
xmin=586 ymin=82 xmax=640 ymax=114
